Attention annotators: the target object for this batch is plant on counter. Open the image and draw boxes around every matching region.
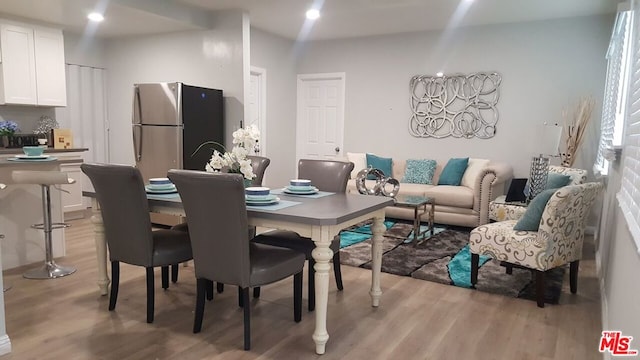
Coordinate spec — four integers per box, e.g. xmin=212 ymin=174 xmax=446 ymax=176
xmin=34 ymin=115 xmax=59 ymax=136
xmin=0 ymin=120 xmax=19 ymax=136
xmin=192 ymin=124 xmax=261 ymax=180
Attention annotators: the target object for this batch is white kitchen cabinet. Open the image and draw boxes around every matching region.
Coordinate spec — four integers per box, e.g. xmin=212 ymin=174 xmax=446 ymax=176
xmin=55 ymin=152 xmax=85 ymax=219
xmin=0 ymin=21 xmax=66 ymax=106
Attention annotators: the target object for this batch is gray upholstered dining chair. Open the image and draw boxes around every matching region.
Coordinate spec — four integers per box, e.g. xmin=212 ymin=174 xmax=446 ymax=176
xmin=167 ymin=170 xmax=304 ymax=351
xmin=173 ymin=155 xmax=271 ymax=294
xmin=252 ymin=159 xmax=354 ymax=311
xmin=81 ymin=163 xmax=193 ymax=323
xmin=246 ymin=155 xmax=270 ymax=186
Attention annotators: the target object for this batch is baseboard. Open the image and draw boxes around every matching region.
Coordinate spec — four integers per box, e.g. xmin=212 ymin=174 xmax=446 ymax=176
xmin=0 ymin=334 xmax=12 ymax=356
xmin=600 ymin=266 xmax=609 ymax=360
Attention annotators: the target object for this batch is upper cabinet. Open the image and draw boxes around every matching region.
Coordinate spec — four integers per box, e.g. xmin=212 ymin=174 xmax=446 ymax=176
xmin=0 ymin=21 xmax=66 ymax=106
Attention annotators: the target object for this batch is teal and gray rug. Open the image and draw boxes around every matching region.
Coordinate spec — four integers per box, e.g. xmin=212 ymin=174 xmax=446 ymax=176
xmin=339 ymin=220 xmax=564 ymax=304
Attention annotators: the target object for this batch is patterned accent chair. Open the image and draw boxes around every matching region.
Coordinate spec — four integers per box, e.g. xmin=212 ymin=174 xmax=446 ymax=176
xmin=469 ymin=182 xmax=602 ymax=307
xmin=489 ymin=166 xmax=587 ymax=222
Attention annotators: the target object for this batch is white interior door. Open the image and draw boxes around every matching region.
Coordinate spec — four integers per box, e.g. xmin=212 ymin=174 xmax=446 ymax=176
xmin=296 ymin=73 xmax=345 ymax=162
xmin=248 ymin=66 xmax=267 ymax=156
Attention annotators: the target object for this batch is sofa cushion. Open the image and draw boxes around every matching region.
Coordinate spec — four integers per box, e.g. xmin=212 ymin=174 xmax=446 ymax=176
xmin=366 ymin=153 xmax=393 ymax=179
xmin=347 ymin=152 xmax=367 ymax=179
xmin=461 ymin=158 xmax=490 ymax=189
xmin=437 ymin=157 xmax=469 ymax=186
xmin=401 ymin=159 xmax=437 ymax=184
xmin=397 ymin=182 xmax=435 ymax=197
xmin=426 ymin=185 xmax=474 ymax=208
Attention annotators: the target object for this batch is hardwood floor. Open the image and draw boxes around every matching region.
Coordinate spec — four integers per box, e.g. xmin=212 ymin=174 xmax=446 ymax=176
xmin=2 ymin=218 xmax=602 ymax=359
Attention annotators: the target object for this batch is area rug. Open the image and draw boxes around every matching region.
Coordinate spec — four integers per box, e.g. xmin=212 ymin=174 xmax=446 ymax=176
xmin=339 ymin=220 xmax=565 ymax=304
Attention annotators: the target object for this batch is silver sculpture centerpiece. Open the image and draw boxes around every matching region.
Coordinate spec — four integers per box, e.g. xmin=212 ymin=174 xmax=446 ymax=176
xmin=355 ymin=167 xmax=400 ymax=198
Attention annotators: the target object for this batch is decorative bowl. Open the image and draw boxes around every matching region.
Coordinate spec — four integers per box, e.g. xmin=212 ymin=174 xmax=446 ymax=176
xmin=290 ymin=179 xmax=312 ymax=187
xmin=245 ymin=187 xmax=270 ymax=196
xmin=149 ymin=178 xmax=172 ymax=185
xmin=22 ymin=146 xmax=45 ymax=157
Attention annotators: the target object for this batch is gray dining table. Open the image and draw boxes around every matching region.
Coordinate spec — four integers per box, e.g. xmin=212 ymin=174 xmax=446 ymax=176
xmin=83 ymin=189 xmax=393 ymax=355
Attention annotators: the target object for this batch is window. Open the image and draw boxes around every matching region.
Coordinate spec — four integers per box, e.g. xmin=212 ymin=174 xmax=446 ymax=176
xmin=618 ymin=2 xmax=640 ymax=248
xmin=595 ymin=9 xmax=633 ymax=176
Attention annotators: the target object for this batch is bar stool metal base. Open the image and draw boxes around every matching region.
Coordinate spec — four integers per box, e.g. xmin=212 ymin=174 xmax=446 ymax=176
xmin=23 ymin=261 xmax=76 ymax=279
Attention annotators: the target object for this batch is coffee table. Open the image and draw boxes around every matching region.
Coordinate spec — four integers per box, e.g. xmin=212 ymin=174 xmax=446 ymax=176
xmin=393 ymin=194 xmax=435 ymax=245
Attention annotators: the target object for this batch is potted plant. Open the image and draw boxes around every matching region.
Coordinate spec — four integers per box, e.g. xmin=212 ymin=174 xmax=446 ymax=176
xmin=193 ymin=124 xmax=261 ymax=184
xmin=0 ymin=120 xmax=19 ymax=147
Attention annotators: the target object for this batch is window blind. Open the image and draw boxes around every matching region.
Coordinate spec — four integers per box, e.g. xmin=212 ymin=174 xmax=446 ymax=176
xmin=617 ymin=2 xmax=640 ymax=250
xmin=595 ymin=11 xmax=629 ymax=176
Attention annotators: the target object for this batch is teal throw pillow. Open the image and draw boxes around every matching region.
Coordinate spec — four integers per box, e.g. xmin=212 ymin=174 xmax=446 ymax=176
xmin=437 ymin=157 xmax=469 ymax=186
xmin=366 ymin=154 xmax=393 ymax=180
xmin=401 ymin=159 xmax=437 ymax=184
xmin=513 ymin=188 xmax=558 ymax=231
xmin=545 ymin=173 xmax=571 ymax=189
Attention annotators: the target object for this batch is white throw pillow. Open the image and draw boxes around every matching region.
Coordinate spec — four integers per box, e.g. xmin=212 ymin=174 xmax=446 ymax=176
xmin=346 ymin=152 xmax=367 ymax=179
xmin=461 ymin=158 xmax=490 ymax=189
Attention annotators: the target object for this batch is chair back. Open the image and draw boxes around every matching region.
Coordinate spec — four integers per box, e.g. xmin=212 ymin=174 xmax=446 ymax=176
xmin=548 ymin=165 xmax=587 ymax=185
xmin=538 ymin=182 xmax=602 ymax=268
xmin=298 ymin=159 xmax=354 ymax=193
xmin=168 ymin=170 xmax=251 ymax=286
xmin=81 ymin=163 xmax=155 ymax=267
xmin=247 ymin=155 xmax=270 ymax=186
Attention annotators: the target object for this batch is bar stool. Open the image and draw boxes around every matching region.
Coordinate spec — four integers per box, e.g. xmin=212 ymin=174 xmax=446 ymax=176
xmin=11 ymin=171 xmax=77 ymax=279
xmin=0 ymin=183 xmax=10 ymax=291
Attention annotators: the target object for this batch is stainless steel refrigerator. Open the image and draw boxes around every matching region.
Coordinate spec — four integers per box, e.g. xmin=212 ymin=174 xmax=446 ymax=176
xmin=132 ymin=82 xmax=223 ymax=225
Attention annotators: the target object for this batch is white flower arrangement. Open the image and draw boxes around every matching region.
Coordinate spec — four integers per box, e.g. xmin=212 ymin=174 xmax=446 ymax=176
xmin=194 ymin=125 xmax=260 ymax=180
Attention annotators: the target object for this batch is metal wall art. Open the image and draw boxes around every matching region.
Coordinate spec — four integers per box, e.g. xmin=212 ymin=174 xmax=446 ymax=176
xmin=409 ymin=72 xmax=502 ymax=139
xmin=355 ymin=167 xmax=400 ymax=198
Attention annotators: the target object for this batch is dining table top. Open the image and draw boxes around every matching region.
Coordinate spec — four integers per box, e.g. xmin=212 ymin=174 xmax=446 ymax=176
xmin=83 ymin=190 xmax=394 ymax=226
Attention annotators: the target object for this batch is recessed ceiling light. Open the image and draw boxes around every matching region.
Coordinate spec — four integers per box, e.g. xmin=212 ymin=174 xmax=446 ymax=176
xmin=87 ymin=12 xmax=104 ymax=22
xmin=436 ymin=72 xmax=444 ymax=77
xmin=306 ymin=9 xmax=320 ymax=20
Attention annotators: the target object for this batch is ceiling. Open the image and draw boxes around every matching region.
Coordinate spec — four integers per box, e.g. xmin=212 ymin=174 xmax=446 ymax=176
xmin=0 ymin=0 xmax=619 ymax=40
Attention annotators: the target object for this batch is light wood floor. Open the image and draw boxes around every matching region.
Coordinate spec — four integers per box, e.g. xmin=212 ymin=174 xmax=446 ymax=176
xmin=2 ymin=218 xmax=602 ymax=359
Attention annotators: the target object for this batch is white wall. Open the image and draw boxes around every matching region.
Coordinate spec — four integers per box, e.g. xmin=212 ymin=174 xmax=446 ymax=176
xmin=104 ymin=10 xmax=247 ymax=165
xmin=296 ymin=15 xmax=613 ymax=178
xmin=599 ymin=159 xmax=640 ymax=344
xmin=250 ymin=29 xmax=297 ymax=187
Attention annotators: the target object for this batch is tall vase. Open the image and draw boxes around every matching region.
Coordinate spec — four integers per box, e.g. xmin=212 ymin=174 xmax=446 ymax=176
xmin=528 ymin=156 xmax=549 ymax=202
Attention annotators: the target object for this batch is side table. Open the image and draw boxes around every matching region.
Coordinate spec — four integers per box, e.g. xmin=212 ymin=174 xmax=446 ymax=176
xmin=393 ymin=194 xmax=435 ymax=245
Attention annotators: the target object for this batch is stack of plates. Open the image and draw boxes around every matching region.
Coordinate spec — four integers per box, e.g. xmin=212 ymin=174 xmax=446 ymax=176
xmin=245 ymin=187 xmax=279 ymax=205
xmin=283 ymin=186 xmax=319 ymax=195
xmin=145 ymin=178 xmax=177 ymax=194
xmin=246 ymin=194 xmax=280 ymax=206
xmin=8 ymin=154 xmax=56 ymax=162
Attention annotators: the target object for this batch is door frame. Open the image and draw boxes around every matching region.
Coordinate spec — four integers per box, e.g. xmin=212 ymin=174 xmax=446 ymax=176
xmin=296 ymin=72 xmax=346 ymax=162
xmin=250 ymin=66 xmax=267 ymax=157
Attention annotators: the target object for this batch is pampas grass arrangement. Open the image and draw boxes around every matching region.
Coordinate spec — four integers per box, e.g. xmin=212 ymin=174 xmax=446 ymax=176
xmin=560 ymin=96 xmax=595 ymax=167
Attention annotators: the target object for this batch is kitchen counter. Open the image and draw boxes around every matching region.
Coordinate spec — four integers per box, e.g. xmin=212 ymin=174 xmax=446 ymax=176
xmin=0 ymin=158 xmax=83 ymax=167
xmin=0 ymin=148 xmax=88 ymax=155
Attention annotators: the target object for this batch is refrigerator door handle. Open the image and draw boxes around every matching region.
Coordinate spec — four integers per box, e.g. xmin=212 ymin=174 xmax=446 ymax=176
xmin=133 ymin=124 xmax=143 ymax=162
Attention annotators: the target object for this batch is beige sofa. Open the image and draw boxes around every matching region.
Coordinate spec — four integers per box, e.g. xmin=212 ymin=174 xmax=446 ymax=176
xmin=346 ymin=158 xmax=513 ymax=228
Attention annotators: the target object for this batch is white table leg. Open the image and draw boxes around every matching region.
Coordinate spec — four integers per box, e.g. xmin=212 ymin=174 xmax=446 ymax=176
xmin=370 ymin=213 xmax=385 ymax=306
xmin=311 ymin=225 xmax=333 ymax=355
xmin=90 ymin=198 xmax=109 ymax=296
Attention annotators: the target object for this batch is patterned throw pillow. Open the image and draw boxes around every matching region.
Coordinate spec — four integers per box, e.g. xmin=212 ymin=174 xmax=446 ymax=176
xmin=401 ymin=159 xmax=437 ymax=184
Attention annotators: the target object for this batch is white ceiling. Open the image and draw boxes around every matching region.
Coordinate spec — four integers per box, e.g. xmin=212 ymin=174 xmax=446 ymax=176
xmin=0 ymin=0 xmax=618 ymax=40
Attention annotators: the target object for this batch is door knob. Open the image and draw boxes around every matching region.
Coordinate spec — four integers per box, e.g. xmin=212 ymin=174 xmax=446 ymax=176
xmin=335 ymin=147 xmax=340 ymax=152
